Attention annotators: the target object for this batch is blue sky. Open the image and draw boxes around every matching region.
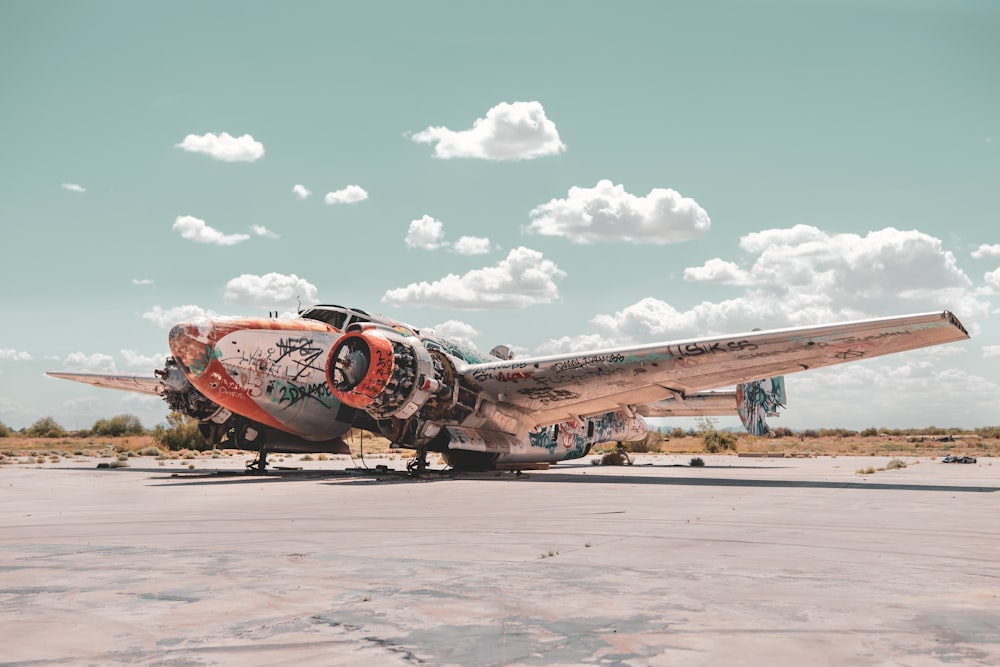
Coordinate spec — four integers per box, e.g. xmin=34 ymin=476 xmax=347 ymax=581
xmin=1 ymin=0 xmax=998 ymax=432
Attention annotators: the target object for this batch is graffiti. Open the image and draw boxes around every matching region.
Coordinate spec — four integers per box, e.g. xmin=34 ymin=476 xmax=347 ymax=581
xmin=674 ymin=339 xmax=758 ymax=358
xmin=549 ymin=353 xmax=625 ymax=373
xmin=737 ymin=377 xmax=786 ymax=436
xmin=835 ymin=349 xmax=865 ymax=360
xmin=516 ymin=387 xmax=581 ymax=404
xmin=494 ymin=370 xmax=533 ymax=382
xmin=189 ymin=345 xmax=222 ymax=378
xmin=271 ymin=379 xmax=334 ymax=409
xmin=273 ymin=337 xmax=326 ymax=380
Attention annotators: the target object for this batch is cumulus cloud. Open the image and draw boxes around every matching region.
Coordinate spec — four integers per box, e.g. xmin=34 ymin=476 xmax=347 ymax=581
xmin=452 ymin=236 xmax=493 ymax=255
xmin=983 ymin=267 xmax=1000 ymax=294
xmin=62 ymin=352 xmax=116 ymax=373
xmin=131 ymin=278 xmax=154 ymax=286
xmin=120 ymin=349 xmax=163 ymax=369
xmin=971 ymin=244 xmax=1000 ymax=259
xmin=224 ymin=273 xmax=318 ymax=309
xmin=61 ymin=183 xmax=86 ymax=193
xmin=527 ymin=180 xmax=710 ymax=244
xmin=426 ymin=320 xmax=482 ymax=348
xmin=383 ymin=247 xmax=565 ymax=309
xmin=175 ymin=132 xmax=265 ymax=162
xmin=142 ymin=305 xmax=215 ymax=328
xmin=538 ymin=225 xmax=984 ymax=352
xmin=404 ymin=216 xmax=493 ymax=254
xmin=292 ymin=184 xmax=311 ymax=200
xmin=983 ymin=345 xmax=1000 ymax=358
xmin=411 ymin=101 xmax=565 ymax=160
xmin=251 ymin=224 xmax=279 ymax=239
xmin=172 ymin=215 xmax=250 ymax=246
xmin=684 ymin=258 xmax=751 ymax=285
xmin=405 ymin=215 xmax=446 ymax=250
xmin=324 ymin=185 xmax=368 ymax=204
xmin=0 ymin=348 xmax=32 ymax=361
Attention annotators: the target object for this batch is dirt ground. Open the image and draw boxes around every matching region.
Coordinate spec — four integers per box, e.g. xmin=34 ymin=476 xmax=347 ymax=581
xmin=2 ymin=430 xmax=995 ymax=464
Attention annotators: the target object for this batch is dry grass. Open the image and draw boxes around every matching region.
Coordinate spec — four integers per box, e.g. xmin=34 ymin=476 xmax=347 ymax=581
xmin=1 ymin=430 xmax=995 ymax=462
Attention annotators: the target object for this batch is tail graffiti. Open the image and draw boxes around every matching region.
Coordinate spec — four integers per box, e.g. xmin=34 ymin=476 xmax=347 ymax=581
xmin=737 ymin=376 xmax=786 ymax=436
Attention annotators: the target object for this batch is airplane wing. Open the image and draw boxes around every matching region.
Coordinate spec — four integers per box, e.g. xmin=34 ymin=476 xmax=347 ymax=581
xmin=46 ymin=372 xmax=163 ymax=396
xmin=468 ymin=311 xmax=968 ymax=428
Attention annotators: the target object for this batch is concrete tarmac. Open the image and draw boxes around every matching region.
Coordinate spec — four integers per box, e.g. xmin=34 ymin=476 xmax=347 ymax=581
xmin=1 ymin=454 xmax=998 ymax=666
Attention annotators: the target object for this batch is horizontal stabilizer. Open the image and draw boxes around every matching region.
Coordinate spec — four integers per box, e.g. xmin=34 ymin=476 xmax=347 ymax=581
xmin=46 ymin=372 xmax=163 ymax=396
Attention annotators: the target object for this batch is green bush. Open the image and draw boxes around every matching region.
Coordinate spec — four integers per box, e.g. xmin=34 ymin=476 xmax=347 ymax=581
xmin=152 ymin=413 xmax=210 ymax=451
xmin=690 ymin=457 xmax=705 ymax=467
xmin=702 ymin=430 xmax=737 ymax=453
xmin=0 ymin=420 xmax=11 ymax=438
xmin=91 ymin=414 xmax=146 ymax=437
xmin=25 ymin=417 xmax=67 ymax=438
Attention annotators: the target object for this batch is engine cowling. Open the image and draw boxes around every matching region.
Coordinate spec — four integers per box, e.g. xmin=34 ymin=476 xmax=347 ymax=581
xmin=325 ymin=327 xmax=445 ymax=420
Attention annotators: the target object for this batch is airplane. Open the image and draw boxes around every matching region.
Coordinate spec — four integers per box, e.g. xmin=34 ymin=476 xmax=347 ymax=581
xmin=48 ymin=305 xmax=969 ymax=472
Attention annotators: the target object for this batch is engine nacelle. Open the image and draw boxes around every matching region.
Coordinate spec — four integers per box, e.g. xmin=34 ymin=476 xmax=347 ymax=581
xmin=326 ymin=327 xmax=446 ymax=420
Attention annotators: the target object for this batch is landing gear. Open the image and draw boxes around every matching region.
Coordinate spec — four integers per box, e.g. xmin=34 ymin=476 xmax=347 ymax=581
xmin=246 ymin=449 xmax=269 ymax=473
xmin=406 ymin=448 xmax=428 ymax=476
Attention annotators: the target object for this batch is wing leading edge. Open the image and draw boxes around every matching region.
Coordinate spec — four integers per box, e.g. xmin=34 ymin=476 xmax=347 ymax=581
xmin=468 ymin=311 xmax=969 ymax=429
xmin=46 ymin=372 xmax=164 ymax=396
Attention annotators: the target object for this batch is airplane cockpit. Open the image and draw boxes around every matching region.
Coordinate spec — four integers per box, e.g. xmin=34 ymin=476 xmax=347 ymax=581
xmin=299 ymin=304 xmax=378 ymax=331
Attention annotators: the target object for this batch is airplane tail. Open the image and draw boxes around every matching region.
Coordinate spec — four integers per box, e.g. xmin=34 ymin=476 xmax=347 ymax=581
xmin=737 ymin=376 xmax=786 ymax=436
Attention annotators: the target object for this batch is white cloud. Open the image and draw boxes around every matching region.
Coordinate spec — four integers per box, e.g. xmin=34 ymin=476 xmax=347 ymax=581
xmin=971 ymin=244 xmax=1000 ymax=259
xmin=175 ymin=132 xmax=264 ymax=162
xmin=426 ymin=320 xmax=482 ymax=348
xmin=61 ymin=183 xmax=86 ymax=193
xmin=411 ymin=101 xmax=565 ymax=160
xmin=142 ymin=305 xmax=214 ymax=328
xmin=982 ymin=346 xmax=1000 ymax=358
xmin=292 ymin=184 xmax=311 ymax=200
xmin=541 ymin=225 xmax=985 ymax=348
xmin=131 ymin=278 xmax=154 ymax=286
xmin=120 ymin=349 xmax=163 ymax=369
xmin=983 ymin=267 xmax=1000 ymax=294
xmin=173 ymin=215 xmax=250 ymax=246
xmin=251 ymin=224 xmax=279 ymax=239
xmin=324 ymin=185 xmax=368 ymax=204
xmin=453 ymin=236 xmax=493 ymax=255
xmin=684 ymin=258 xmax=751 ymax=285
xmin=527 ymin=180 xmax=711 ymax=244
xmin=224 ymin=273 xmax=318 ymax=309
xmin=405 ymin=215 xmax=446 ymax=250
xmin=0 ymin=348 xmax=32 ymax=361
xmin=62 ymin=352 xmax=117 ymax=373
xmin=382 ymin=247 xmax=565 ymax=309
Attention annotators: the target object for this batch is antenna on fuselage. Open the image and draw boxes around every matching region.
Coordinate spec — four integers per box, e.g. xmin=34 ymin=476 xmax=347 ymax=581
xmin=297 ymin=296 xmax=303 ymax=314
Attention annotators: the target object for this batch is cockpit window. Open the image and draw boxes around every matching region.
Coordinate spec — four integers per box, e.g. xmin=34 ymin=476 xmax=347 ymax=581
xmin=300 ymin=307 xmax=347 ymax=329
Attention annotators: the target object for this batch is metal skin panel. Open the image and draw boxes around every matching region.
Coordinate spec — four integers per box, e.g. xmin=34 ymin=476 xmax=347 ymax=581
xmin=45 ymin=372 xmax=164 ymax=396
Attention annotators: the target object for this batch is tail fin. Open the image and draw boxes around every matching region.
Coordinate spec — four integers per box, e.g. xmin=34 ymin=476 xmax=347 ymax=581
xmin=737 ymin=376 xmax=786 ymax=436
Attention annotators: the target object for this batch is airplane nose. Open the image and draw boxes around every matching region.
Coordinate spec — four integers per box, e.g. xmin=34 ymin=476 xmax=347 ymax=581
xmin=168 ymin=318 xmax=218 ymax=378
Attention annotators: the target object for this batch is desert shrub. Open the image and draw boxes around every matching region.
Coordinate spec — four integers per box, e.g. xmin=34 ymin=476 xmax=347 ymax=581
xmin=702 ymin=430 xmax=737 ymax=453
xmin=799 ymin=429 xmax=819 ymax=439
xmin=91 ymin=414 xmax=146 ymax=437
xmin=25 ymin=417 xmax=66 ymax=438
xmin=690 ymin=457 xmax=705 ymax=467
xmin=0 ymin=420 xmax=11 ymax=438
xmin=857 ymin=466 xmax=876 ymax=475
xmin=599 ymin=451 xmax=630 ymax=466
xmin=885 ymin=459 xmax=907 ymax=470
xmin=628 ymin=432 xmax=663 ymax=453
xmin=859 ymin=427 xmax=880 ymax=437
xmin=152 ymin=413 xmax=210 ymax=451
xmin=771 ymin=426 xmax=794 ymax=438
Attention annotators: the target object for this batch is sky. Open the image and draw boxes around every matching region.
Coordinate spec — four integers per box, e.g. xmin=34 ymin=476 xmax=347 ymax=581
xmin=1 ymin=0 xmax=999 ymax=433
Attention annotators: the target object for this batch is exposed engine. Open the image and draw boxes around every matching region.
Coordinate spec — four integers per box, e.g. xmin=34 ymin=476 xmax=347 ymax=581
xmin=325 ymin=325 xmax=484 ymax=449
xmin=155 ymin=357 xmax=239 ymax=444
